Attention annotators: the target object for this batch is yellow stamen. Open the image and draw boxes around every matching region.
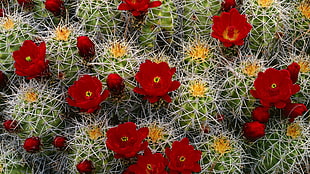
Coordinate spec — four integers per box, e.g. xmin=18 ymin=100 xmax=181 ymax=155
xmin=189 ymin=80 xmax=206 ymax=97
xmin=25 ymin=56 xmax=31 ymax=62
xmin=121 ymin=136 xmax=128 ymax=142
xmin=257 ymin=0 xmax=274 ymax=7
xmin=110 ymin=42 xmax=128 ymax=58
xmin=223 ymin=27 xmax=239 ymax=41
xmin=88 ymin=127 xmax=103 ymax=140
xmin=146 ymin=164 xmax=152 ymax=170
xmin=153 ymin=76 xmax=160 ymax=83
xmin=286 ymin=123 xmax=302 ymax=139
xmin=2 ymin=17 xmax=14 ymax=30
xmin=187 ymin=41 xmax=211 ymax=61
xmin=24 ymin=92 xmax=38 ymax=103
xmin=147 ymin=123 xmax=164 ymax=143
xmin=85 ymin=91 xmax=92 ymax=97
xmin=298 ymin=1 xmax=310 ymax=19
xmin=213 ymin=137 xmax=231 ymax=155
xmin=271 ymin=83 xmax=277 ymax=88
xmin=179 ymin=156 xmax=186 ymax=162
xmin=55 ymin=26 xmax=71 ymax=41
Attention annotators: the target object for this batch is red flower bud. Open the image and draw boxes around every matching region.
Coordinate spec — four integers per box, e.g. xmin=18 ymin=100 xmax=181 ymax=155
xmin=106 ymin=73 xmax=125 ymax=96
xmin=45 ymin=0 xmax=65 ymax=17
xmin=52 ymin=136 xmax=67 ymax=150
xmin=17 ymin=0 xmax=34 ymax=8
xmin=252 ymin=106 xmax=270 ymax=123
xmin=282 ymin=103 xmax=307 ymax=122
xmin=77 ymin=36 xmax=95 ymax=60
xmin=216 ymin=114 xmax=224 ymax=122
xmin=0 ymin=71 xmax=8 ymax=88
xmin=3 ymin=120 xmax=19 ymax=133
xmin=287 ymin=62 xmax=300 ymax=84
xmin=0 ymin=9 xmax=5 ymax=17
xmin=23 ymin=137 xmax=42 ymax=153
xmin=243 ymin=121 xmax=266 ymax=141
xmin=76 ymin=160 xmax=95 ymax=174
xmin=221 ymin=0 xmax=236 ymax=11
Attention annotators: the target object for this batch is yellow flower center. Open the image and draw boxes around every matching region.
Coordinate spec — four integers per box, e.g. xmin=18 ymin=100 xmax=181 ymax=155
xmin=298 ymin=60 xmax=310 ymax=73
xmin=146 ymin=164 xmax=152 ymax=170
xmin=153 ymin=76 xmax=160 ymax=83
xmin=189 ymin=80 xmax=206 ymax=97
xmin=85 ymin=91 xmax=92 ymax=97
xmin=88 ymin=127 xmax=103 ymax=140
xmin=298 ymin=1 xmax=310 ymax=19
xmin=179 ymin=156 xmax=186 ymax=162
xmin=25 ymin=56 xmax=31 ymax=62
xmin=223 ymin=26 xmax=239 ymax=41
xmin=271 ymin=83 xmax=277 ymax=88
xmin=2 ymin=17 xmax=14 ymax=30
xmin=213 ymin=137 xmax=231 ymax=155
xmin=147 ymin=123 xmax=164 ymax=143
xmin=242 ymin=63 xmax=261 ymax=76
xmin=24 ymin=92 xmax=38 ymax=103
xmin=110 ymin=42 xmax=128 ymax=58
xmin=55 ymin=26 xmax=71 ymax=41
xmin=286 ymin=123 xmax=302 ymax=139
xmin=187 ymin=42 xmax=211 ymax=61
xmin=257 ymin=0 xmax=274 ymax=7
xmin=121 ymin=136 xmax=128 ymax=142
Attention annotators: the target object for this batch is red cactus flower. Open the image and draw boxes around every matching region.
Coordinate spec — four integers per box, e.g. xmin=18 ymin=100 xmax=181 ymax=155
xmin=67 ymin=75 xmax=110 ymax=113
xmin=52 ymin=136 xmax=67 ymax=150
xmin=0 ymin=71 xmax=8 ymax=88
xmin=252 ymin=106 xmax=270 ymax=123
xmin=45 ymin=0 xmax=65 ymax=16
xmin=23 ymin=137 xmax=42 ymax=153
xmin=118 ymin=0 xmax=162 ymax=17
xmin=76 ymin=160 xmax=95 ymax=174
xmin=211 ymin=8 xmax=252 ymax=47
xmin=124 ymin=148 xmax=168 ymax=174
xmin=133 ymin=60 xmax=181 ymax=103
xmin=243 ymin=121 xmax=266 ymax=141
xmin=250 ymin=68 xmax=300 ymax=109
xmin=13 ymin=40 xmax=49 ymax=80
xmin=17 ymin=0 xmax=34 ymax=8
xmin=106 ymin=122 xmax=149 ymax=159
xmin=106 ymin=73 xmax=125 ymax=96
xmin=287 ymin=62 xmax=300 ymax=84
xmin=3 ymin=120 xmax=19 ymax=133
xmin=165 ymin=138 xmax=202 ymax=174
xmin=221 ymin=0 xmax=236 ymax=11
xmin=77 ymin=36 xmax=95 ymax=60
xmin=282 ymin=103 xmax=308 ymax=122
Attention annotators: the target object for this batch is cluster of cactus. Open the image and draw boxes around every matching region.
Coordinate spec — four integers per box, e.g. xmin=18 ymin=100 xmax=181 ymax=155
xmin=0 ymin=0 xmax=309 ymax=173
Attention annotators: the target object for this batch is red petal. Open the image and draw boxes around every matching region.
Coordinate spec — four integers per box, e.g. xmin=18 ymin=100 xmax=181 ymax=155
xmin=162 ymin=94 xmax=172 ymax=103
xmin=148 ymin=1 xmax=162 ymax=8
xmin=118 ymin=3 xmax=132 ymax=10
xmin=168 ymin=81 xmax=181 ymax=92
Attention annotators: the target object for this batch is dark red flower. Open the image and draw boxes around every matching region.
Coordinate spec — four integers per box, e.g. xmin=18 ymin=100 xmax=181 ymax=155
xmin=133 ymin=60 xmax=181 ymax=103
xmin=52 ymin=136 xmax=67 ymax=150
xmin=211 ymin=8 xmax=252 ymax=47
xmin=3 ymin=120 xmax=19 ymax=133
xmin=0 ymin=71 xmax=8 ymax=88
xmin=45 ymin=0 xmax=65 ymax=16
xmin=76 ymin=159 xmax=95 ymax=174
xmin=17 ymin=0 xmax=34 ymax=8
xmin=165 ymin=138 xmax=202 ymax=174
xmin=243 ymin=121 xmax=266 ymax=141
xmin=252 ymin=106 xmax=270 ymax=123
xmin=0 ymin=9 xmax=5 ymax=17
xmin=77 ymin=36 xmax=95 ymax=60
xmin=287 ymin=62 xmax=300 ymax=84
xmin=67 ymin=75 xmax=110 ymax=113
xmin=282 ymin=103 xmax=307 ymax=122
xmin=106 ymin=122 xmax=149 ymax=159
xmin=221 ymin=0 xmax=236 ymax=11
xmin=23 ymin=137 xmax=42 ymax=153
xmin=124 ymin=148 xmax=168 ymax=174
xmin=106 ymin=73 xmax=125 ymax=96
xmin=13 ymin=40 xmax=49 ymax=80
xmin=118 ymin=0 xmax=162 ymax=17
xmin=250 ymin=68 xmax=300 ymax=109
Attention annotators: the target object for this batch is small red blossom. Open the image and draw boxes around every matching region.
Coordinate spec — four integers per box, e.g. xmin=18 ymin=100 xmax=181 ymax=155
xmin=52 ymin=136 xmax=67 ymax=150
xmin=124 ymin=148 xmax=168 ymax=174
xmin=3 ymin=120 xmax=19 ymax=133
xmin=13 ymin=40 xmax=49 ymax=79
xmin=0 ymin=71 xmax=8 ymax=88
xmin=17 ymin=0 xmax=34 ymax=8
xmin=66 ymin=75 xmax=110 ymax=113
xmin=106 ymin=73 xmax=125 ymax=96
xmin=243 ymin=121 xmax=266 ymax=141
xmin=282 ymin=103 xmax=308 ymax=122
xmin=211 ymin=8 xmax=252 ymax=47
xmin=106 ymin=122 xmax=149 ymax=159
xmin=77 ymin=36 xmax=96 ymax=61
xmin=221 ymin=0 xmax=236 ymax=11
xmin=252 ymin=106 xmax=270 ymax=123
xmin=0 ymin=9 xmax=5 ymax=17
xmin=250 ymin=68 xmax=300 ymax=109
xmin=76 ymin=159 xmax=95 ymax=174
xmin=287 ymin=62 xmax=300 ymax=84
xmin=23 ymin=137 xmax=42 ymax=153
xmin=45 ymin=0 xmax=65 ymax=17
xmin=118 ymin=0 xmax=162 ymax=17
xmin=165 ymin=138 xmax=202 ymax=174
xmin=133 ymin=60 xmax=181 ymax=103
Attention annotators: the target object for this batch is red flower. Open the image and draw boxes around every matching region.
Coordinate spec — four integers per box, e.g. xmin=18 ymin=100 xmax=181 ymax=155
xmin=211 ymin=8 xmax=252 ymax=47
xmin=133 ymin=60 xmax=181 ymax=103
xmin=45 ymin=0 xmax=65 ymax=16
xmin=243 ymin=121 xmax=266 ymax=141
xmin=252 ymin=106 xmax=270 ymax=123
xmin=250 ymin=68 xmax=300 ymax=109
xmin=66 ymin=75 xmax=110 ymax=113
xmin=124 ymin=148 xmax=168 ymax=174
xmin=52 ymin=136 xmax=67 ymax=150
xmin=13 ymin=40 xmax=49 ymax=79
xmin=118 ymin=0 xmax=162 ymax=17
xmin=106 ymin=122 xmax=149 ymax=159
xmin=0 ymin=71 xmax=8 ymax=88
xmin=76 ymin=159 xmax=95 ymax=174
xmin=77 ymin=36 xmax=95 ymax=60
xmin=287 ymin=62 xmax=300 ymax=84
xmin=282 ymin=103 xmax=308 ymax=122
xmin=165 ymin=138 xmax=202 ymax=174
xmin=23 ymin=137 xmax=42 ymax=153
xmin=106 ymin=73 xmax=125 ymax=96
xmin=17 ymin=0 xmax=34 ymax=8
xmin=3 ymin=120 xmax=19 ymax=133
xmin=221 ymin=0 xmax=236 ymax=11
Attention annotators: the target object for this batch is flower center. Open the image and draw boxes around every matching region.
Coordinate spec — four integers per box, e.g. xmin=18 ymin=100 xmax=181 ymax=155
xmin=88 ymin=127 xmax=103 ymax=140
xmin=2 ymin=17 xmax=14 ymax=30
xmin=213 ymin=137 xmax=231 ymax=155
xmin=257 ymin=0 xmax=274 ymax=7
xmin=25 ymin=56 xmax=32 ymax=62
xmin=121 ymin=136 xmax=128 ymax=142
xmin=298 ymin=1 xmax=310 ymax=19
xmin=189 ymin=80 xmax=206 ymax=97
xmin=146 ymin=164 xmax=152 ymax=170
xmin=55 ymin=26 xmax=71 ymax=41
xmin=271 ymin=83 xmax=277 ymax=88
xmin=223 ymin=26 xmax=239 ymax=41
xmin=179 ymin=156 xmax=186 ymax=162
xmin=85 ymin=91 xmax=92 ymax=97
xmin=286 ymin=123 xmax=302 ymax=139
xmin=153 ymin=76 xmax=161 ymax=83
